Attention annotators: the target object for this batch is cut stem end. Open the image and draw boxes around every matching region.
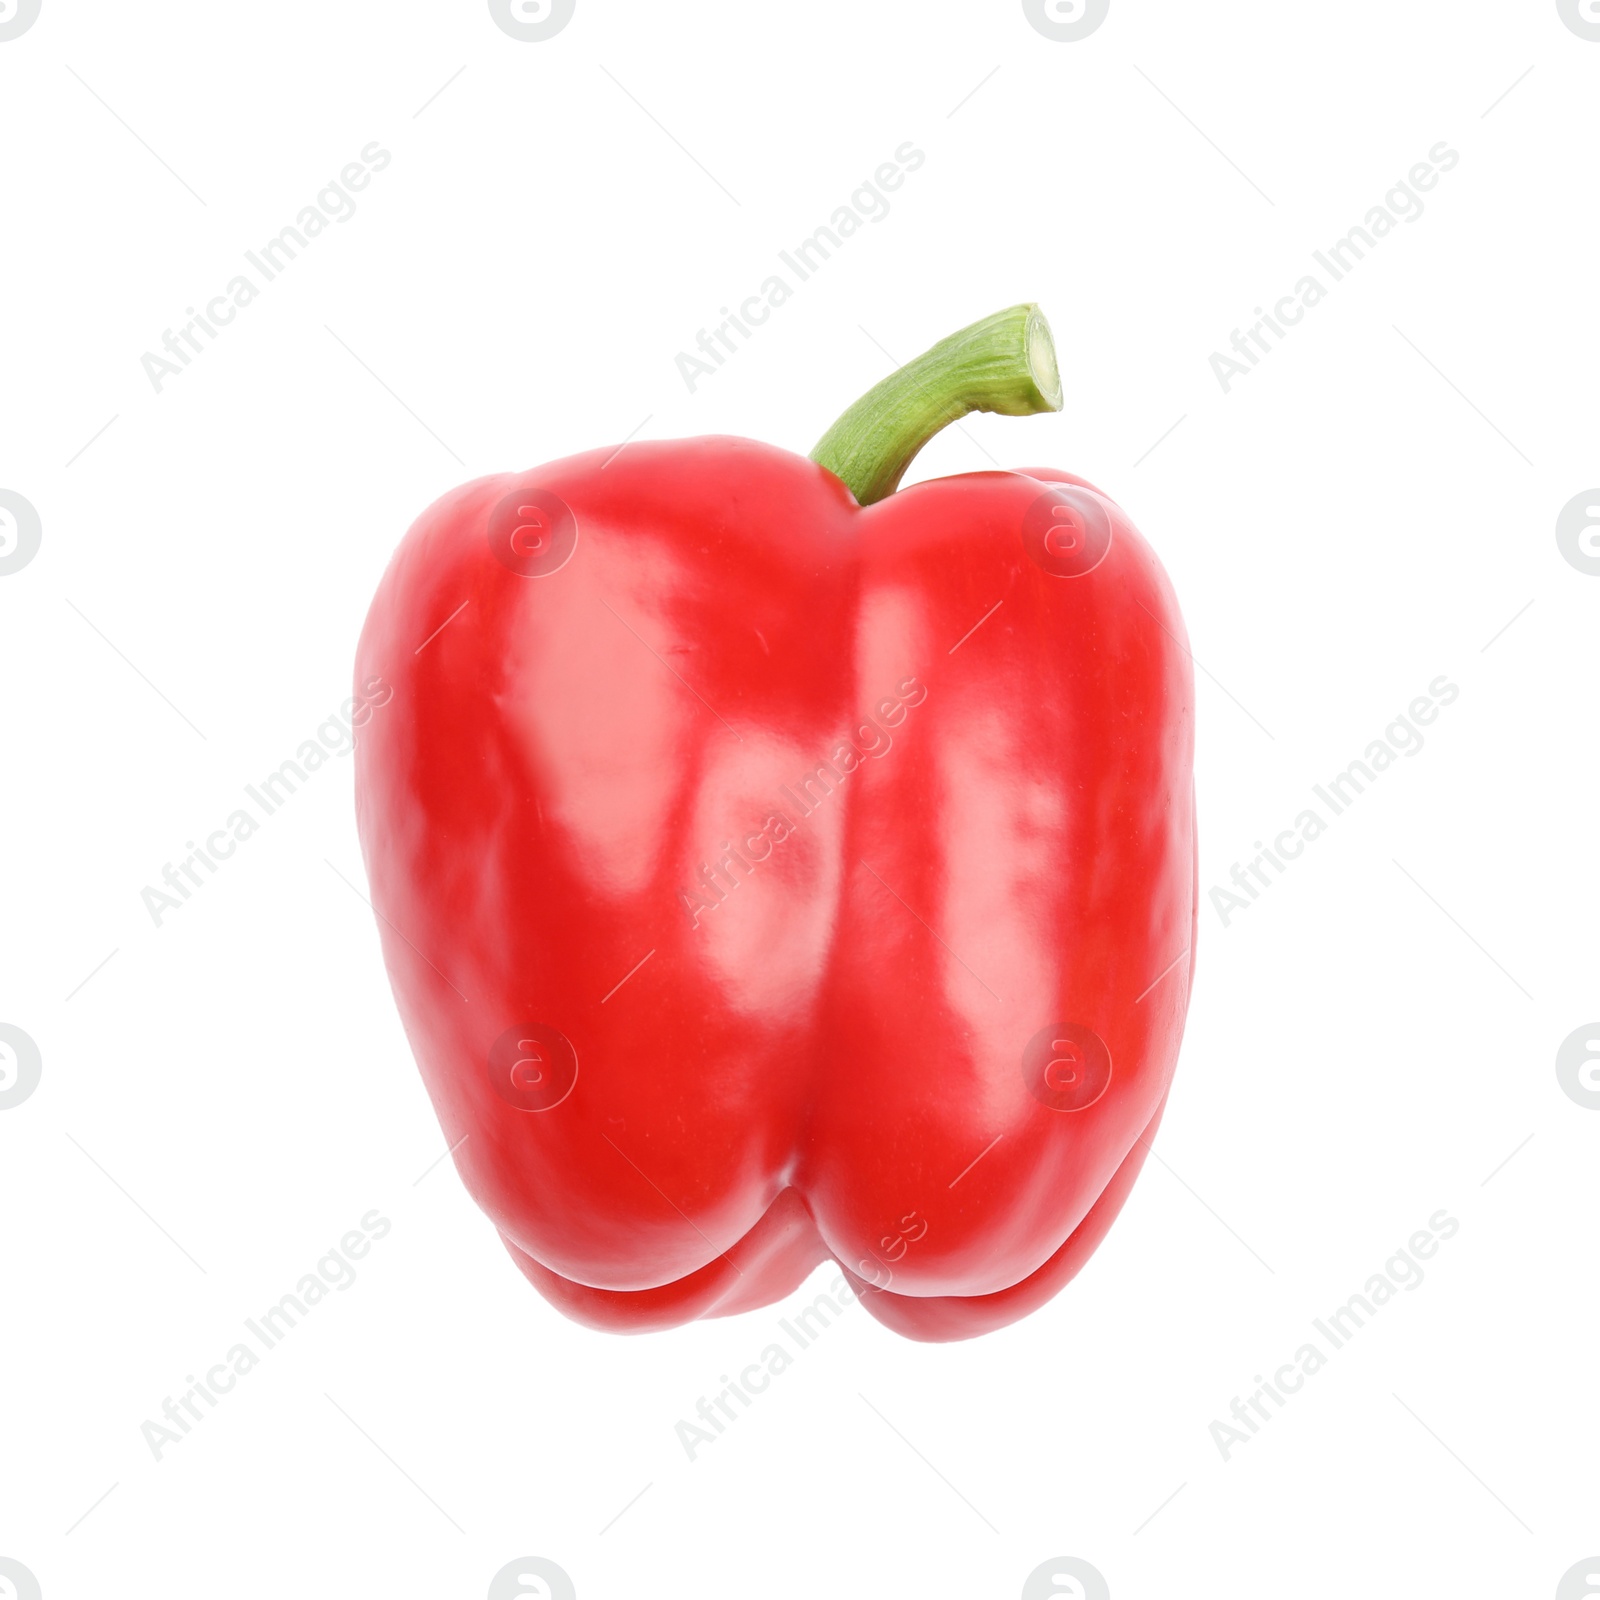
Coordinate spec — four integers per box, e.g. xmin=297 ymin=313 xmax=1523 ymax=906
xmin=810 ymin=303 xmax=1062 ymax=506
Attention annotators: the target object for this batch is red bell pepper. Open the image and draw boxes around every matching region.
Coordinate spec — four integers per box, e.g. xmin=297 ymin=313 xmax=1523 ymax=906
xmin=354 ymin=305 xmax=1196 ymax=1341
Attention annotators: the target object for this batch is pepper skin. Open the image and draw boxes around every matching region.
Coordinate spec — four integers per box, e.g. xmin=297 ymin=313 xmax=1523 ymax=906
xmin=354 ymin=307 xmax=1195 ymax=1341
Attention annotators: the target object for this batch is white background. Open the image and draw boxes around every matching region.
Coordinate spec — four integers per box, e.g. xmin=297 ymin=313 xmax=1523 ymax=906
xmin=2 ymin=2 xmax=1597 ymax=1596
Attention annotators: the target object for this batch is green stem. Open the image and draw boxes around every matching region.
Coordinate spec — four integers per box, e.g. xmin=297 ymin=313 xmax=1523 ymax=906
xmin=810 ymin=304 xmax=1062 ymax=506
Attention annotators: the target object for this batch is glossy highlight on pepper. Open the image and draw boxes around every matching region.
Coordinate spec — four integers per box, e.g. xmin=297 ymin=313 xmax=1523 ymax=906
xmin=354 ymin=305 xmax=1197 ymax=1341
